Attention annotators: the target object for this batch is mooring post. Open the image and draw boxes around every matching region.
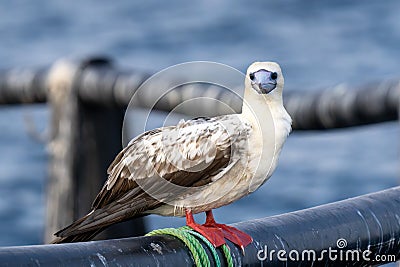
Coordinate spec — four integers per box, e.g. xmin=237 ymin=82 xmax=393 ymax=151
xmin=45 ymin=58 xmax=145 ymax=243
xmin=74 ymin=58 xmax=146 ymax=240
xmin=46 ymin=59 xmax=81 ymax=243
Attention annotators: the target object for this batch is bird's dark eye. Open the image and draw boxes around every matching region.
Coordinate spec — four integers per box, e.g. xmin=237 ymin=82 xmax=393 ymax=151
xmin=271 ymin=72 xmax=278 ymax=80
xmin=249 ymin=73 xmax=255 ymax=80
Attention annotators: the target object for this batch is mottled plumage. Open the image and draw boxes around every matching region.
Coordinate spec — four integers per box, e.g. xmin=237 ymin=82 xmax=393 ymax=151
xmin=52 ymin=61 xmax=292 ymax=244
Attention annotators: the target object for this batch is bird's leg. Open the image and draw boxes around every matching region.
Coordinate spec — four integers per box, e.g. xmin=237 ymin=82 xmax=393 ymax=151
xmin=185 ymin=209 xmax=225 ymax=247
xmin=204 ymin=210 xmax=253 ymax=251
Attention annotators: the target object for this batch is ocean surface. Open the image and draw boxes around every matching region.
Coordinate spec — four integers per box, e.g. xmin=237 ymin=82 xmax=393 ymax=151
xmin=0 ymin=0 xmax=399 ymax=264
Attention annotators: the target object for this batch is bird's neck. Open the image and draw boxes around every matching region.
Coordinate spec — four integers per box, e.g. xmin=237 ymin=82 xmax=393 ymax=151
xmin=241 ymin=87 xmax=284 ymax=123
xmin=241 ymin=87 xmax=291 ymax=146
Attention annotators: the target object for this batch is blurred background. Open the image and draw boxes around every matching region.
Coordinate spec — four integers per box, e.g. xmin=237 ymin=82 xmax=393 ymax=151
xmin=0 ymin=0 xmax=399 ymax=248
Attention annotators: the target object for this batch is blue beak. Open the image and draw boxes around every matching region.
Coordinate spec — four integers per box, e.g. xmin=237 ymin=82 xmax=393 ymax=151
xmin=251 ymin=69 xmax=277 ymax=94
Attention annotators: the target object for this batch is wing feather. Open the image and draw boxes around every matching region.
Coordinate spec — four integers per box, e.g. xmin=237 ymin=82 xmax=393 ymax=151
xmin=92 ymin=115 xmax=251 ymax=211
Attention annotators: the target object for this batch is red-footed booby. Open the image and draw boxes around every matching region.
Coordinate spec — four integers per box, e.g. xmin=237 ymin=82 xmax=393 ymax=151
xmin=52 ymin=62 xmax=292 ymax=249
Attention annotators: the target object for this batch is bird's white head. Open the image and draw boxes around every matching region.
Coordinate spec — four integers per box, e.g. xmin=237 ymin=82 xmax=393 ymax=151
xmin=245 ymin=61 xmax=284 ymax=103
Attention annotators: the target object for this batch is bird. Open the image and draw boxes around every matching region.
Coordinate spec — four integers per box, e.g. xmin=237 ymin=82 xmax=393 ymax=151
xmin=52 ymin=61 xmax=292 ymax=250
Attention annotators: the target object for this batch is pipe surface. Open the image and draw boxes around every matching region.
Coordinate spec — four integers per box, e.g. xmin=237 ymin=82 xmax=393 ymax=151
xmin=1 ymin=186 xmax=399 ymax=266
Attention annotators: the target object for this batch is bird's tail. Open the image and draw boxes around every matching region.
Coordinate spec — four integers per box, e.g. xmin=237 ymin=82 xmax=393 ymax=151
xmin=50 ymin=193 xmax=156 ymax=244
xmin=50 ymin=210 xmax=107 ymax=244
xmin=51 ymin=229 xmax=103 ymax=244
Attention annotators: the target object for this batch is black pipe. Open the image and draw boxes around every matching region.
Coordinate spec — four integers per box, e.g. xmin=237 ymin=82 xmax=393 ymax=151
xmin=1 ymin=186 xmax=399 ymax=266
xmin=75 ymin=64 xmax=400 ymax=129
xmin=0 ymin=59 xmax=399 ymax=130
xmin=0 ymin=67 xmax=48 ymax=105
xmin=285 ymin=81 xmax=400 ymax=130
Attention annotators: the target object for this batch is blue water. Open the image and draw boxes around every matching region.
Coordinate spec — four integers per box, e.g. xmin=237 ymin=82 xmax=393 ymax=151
xmin=0 ymin=2 xmax=399 ymax=264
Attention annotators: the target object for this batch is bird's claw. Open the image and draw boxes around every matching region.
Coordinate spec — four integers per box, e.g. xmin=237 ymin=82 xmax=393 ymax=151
xmin=185 ymin=209 xmax=252 ymax=251
xmin=204 ymin=221 xmax=252 ymax=252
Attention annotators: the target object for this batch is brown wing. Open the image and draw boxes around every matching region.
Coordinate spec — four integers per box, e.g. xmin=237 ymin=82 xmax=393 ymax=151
xmin=54 ymin=116 xmax=251 ymax=240
xmin=91 ymin=117 xmax=237 ymax=210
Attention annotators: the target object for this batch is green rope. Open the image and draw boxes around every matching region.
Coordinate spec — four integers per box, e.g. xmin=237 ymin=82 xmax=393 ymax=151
xmin=146 ymin=228 xmax=210 ymax=267
xmin=146 ymin=226 xmax=234 ymax=267
xmin=180 ymin=226 xmax=221 ymax=267
xmin=221 ymin=245 xmax=233 ymax=267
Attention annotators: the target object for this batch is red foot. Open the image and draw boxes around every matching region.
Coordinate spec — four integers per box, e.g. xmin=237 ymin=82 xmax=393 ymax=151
xmin=185 ymin=209 xmax=253 ymax=250
xmin=204 ymin=210 xmax=253 ymax=251
xmin=186 ymin=209 xmax=225 ymax=247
